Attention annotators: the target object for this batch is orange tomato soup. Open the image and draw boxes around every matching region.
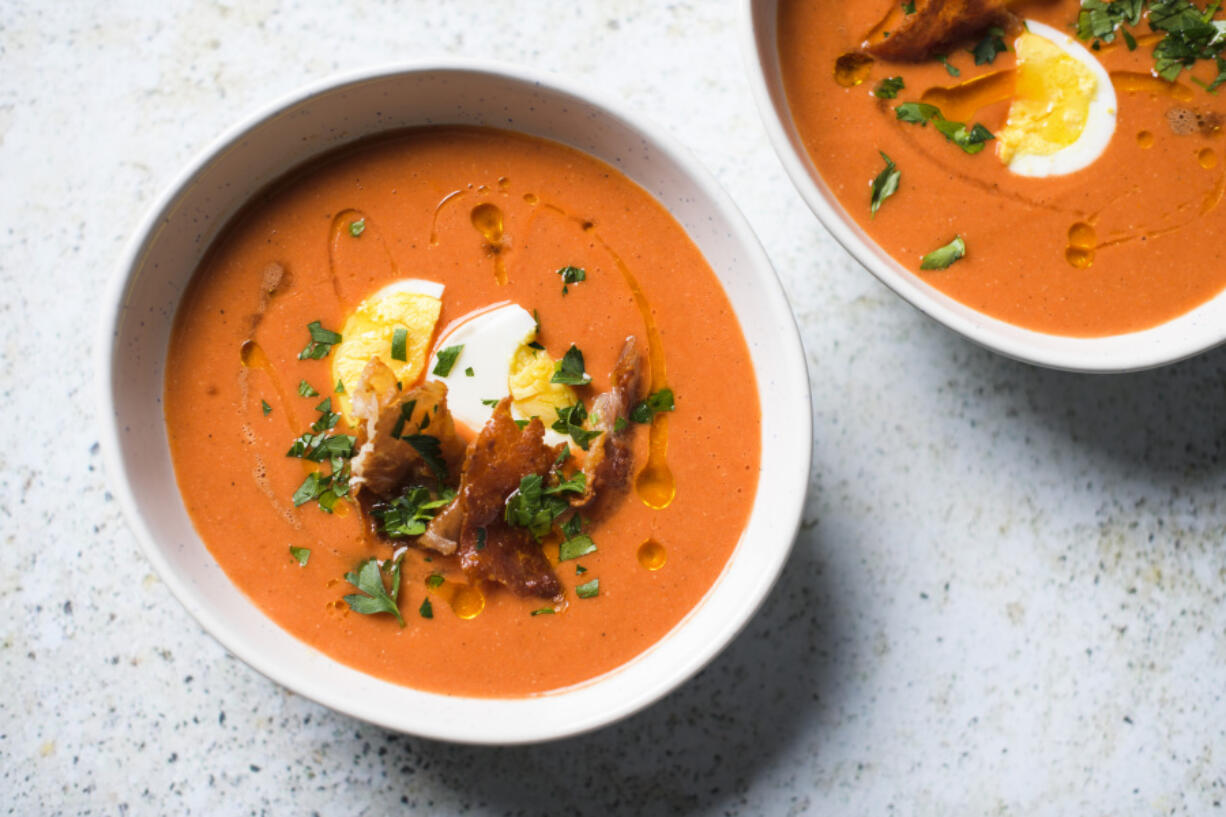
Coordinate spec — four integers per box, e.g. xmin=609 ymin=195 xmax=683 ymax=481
xmin=779 ymin=0 xmax=1226 ymax=336
xmin=164 ymin=127 xmax=760 ymax=697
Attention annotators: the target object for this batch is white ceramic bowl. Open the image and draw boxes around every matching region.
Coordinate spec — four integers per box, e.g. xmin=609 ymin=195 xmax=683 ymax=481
xmin=743 ymin=0 xmax=1226 ymax=373
xmin=98 ymin=61 xmax=811 ymax=744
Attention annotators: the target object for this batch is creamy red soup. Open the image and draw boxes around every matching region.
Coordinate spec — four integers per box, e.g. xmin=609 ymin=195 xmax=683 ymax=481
xmin=779 ymin=0 xmax=1226 ymax=336
xmin=164 ymin=127 xmax=760 ymax=696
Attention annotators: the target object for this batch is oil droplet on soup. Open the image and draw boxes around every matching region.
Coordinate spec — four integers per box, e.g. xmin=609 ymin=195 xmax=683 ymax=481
xmin=1199 ymin=148 xmax=1218 ymax=169
xmin=470 ymin=202 xmax=508 ymax=285
xmin=637 ymin=539 xmax=667 ymax=571
xmin=1137 ymin=130 xmax=1155 ymax=149
xmin=1065 ymin=222 xmax=1097 ymax=269
xmin=833 ymin=52 xmax=873 ymax=88
xmin=448 ymin=583 xmax=485 ymax=620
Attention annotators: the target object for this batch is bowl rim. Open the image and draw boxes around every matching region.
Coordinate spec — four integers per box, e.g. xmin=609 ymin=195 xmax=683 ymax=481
xmin=739 ymin=0 xmax=1226 ymax=374
xmin=96 ymin=58 xmax=813 ymax=743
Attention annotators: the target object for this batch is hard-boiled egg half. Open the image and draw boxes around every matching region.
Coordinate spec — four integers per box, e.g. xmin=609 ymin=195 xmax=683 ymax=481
xmin=332 ymin=278 xmax=444 ymax=422
xmin=997 ymin=19 xmax=1117 ymax=178
xmin=428 ymin=303 xmax=577 ymax=443
xmin=332 ymin=281 xmax=580 ymax=442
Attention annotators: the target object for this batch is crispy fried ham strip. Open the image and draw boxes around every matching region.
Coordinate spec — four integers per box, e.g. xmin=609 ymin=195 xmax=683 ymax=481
xmin=452 ymin=399 xmax=565 ymax=598
xmin=571 ymin=336 xmax=645 ymax=508
xmin=350 ymin=359 xmax=465 ymax=552
xmin=865 ymin=0 xmax=1012 ymax=62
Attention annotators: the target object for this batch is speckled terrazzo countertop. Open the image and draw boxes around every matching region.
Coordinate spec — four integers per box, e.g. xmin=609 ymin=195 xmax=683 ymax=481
xmin=3 ymin=1 xmax=1224 ymax=814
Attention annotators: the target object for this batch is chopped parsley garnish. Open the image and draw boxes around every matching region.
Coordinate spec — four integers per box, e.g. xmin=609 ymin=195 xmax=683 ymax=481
xmin=480 ymin=398 xmax=500 ymax=407
xmin=418 ymin=598 xmax=434 ymax=619
xmin=576 ymin=564 xmax=588 ymax=574
xmin=552 ymin=402 xmax=603 ymax=450
xmin=342 ymin=557 xmax=404 ymax=626
xmin=895 ymin=102 xmax=994 ymax=155
xmin=504 ymin=472 xmax=586 ymax=540
xmin=550 ymin=344 xmax=592 ymax=385
xmin=289 ymin=546 xmax=311 ymax=566
xmin=902 ymin=0 xmax=916 ymax=12
xmin=1077 ymin=1 xmax=1226 ymax=89
xmin=559 ymin=531 xmax=597 ymax=561
xmin=465 ymin=366 xmax=475 ymax=377
xmin=532 ymin=308 xmax=542 ymax=335
xmin=425 ymin=574 xmax=445 ymax=589
xmin=874 ymin=76 xmax=905 ymax=99
xmin=920 ymin=236 xmax=967 ymax=270
xmin=970 ymin=26 xmax=1008 ymax=65
xmin=261 ymin=399 xmax=272 ymax=416
xmin=476 ymin=526 xmax=487 ymax=551
xmin=557 ymin=265 xmax=586 ymax=294
xmin=297 ymin=379 xmax=319 ymax=398
xmin=630 ymin=388 xmax=676 ymax=424
xmin=934 ymin=53 xmax=961 ymax=76
xmin=869 ymin=152 xmax=901 ymax=218
xmin=335 ymin=379 xmax=345 ymax=394
xmin=403 ymin=434 xmax=448 ymax=482
xmin=371 ymin=486 xmax=455 ymax=538
xmin=576 ymin=578 xmax=599 ymax=599
xmin=287 ymin=400 xmax=355 ymax=511
xmin=298 ymin=321 xmax=342 ymax=360
xmin=613 ymin=416 xmax=628 ymax=433
xmin=349 ymin=217 xmax=366 ymax=237
xmin=391 ymin=328 xmax=408 ymax=362
xmin=432 ymin=344 xmax=464 ymax=377
xmin=530 ymin=607 xmax=555 ymax=616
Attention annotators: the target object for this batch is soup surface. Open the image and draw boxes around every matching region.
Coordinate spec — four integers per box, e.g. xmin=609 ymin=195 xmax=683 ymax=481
xmin=779 ymin=0 xmax=1226 ymax=336
xmin=164 ymin=127 xmax=760 ymax=696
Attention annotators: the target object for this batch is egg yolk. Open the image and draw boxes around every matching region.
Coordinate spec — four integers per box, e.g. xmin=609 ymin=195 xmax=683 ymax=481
xmin=507 ymin=344 xmax=577 ymax=423
xmin=331 ymin=288 xmax=442 ymax=422
xmin=997 ymin=31 xmax=1097 ymax=163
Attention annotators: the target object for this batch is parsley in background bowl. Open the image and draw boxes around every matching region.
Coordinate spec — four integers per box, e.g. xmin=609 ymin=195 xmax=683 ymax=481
xmin=97 ymin=61 xmax=811 ymax=743
xmin=743 ymin=0 xmax=1226 ymax=372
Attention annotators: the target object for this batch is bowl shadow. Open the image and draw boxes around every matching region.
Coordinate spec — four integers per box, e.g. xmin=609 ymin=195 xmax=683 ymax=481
xmin=351 ymin=487 xmax=844 ymax=815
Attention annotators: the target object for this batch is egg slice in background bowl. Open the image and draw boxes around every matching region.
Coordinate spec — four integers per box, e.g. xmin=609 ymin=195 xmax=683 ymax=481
xmin=428 ymin=302 xmax=577 ymax=443
xmin=331 ymin=278 xmax=444 ymax=423
xmin=997 ymin=19 xmax=1117 ymax=178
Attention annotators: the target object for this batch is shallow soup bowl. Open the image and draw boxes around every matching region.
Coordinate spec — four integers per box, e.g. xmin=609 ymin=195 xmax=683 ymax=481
xmin=98 ymin=62 xmax=811 ymax=743
xmin=743 ymin=0 xmax=1226 ymax=373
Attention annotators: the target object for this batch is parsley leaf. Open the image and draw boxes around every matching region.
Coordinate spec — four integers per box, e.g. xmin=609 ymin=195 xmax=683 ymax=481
xmin=556 ymin=265 xmax=587 ymax=294
xmin=391 ymin=328 xmax=408 ymax=362
xmin=551 ymin=345 xmax=591 ymax=385
xmin=298 ymin=321 xmax=343 ymax=360
xmin=560 ymin=532 xmax=597 ymax=561
xmin=349 ymin=218 xmax=366 ymax=237
xmin=289 ymin=546 xmax=310 ymax=566
xmin=530 ymin=607 xmax=556 ymax=616
xmin=433 ymin=345 xmax=464 ymax=377
xmin=870 ymin=152 xmax=901 ymax=218
xmin=896 ymin=102 xmax=994 ymax=154
xmin=371 ymin=486 xmax=455 ymax=538
xmin=343 ymin=557 xmax=404 ymax=626
xmin=504 ymin=474 xmax=570 ymax=540
xmin=261 ymin=399 xmax=272 ymax=416
xmin=934 ymin=53 xmax=961 ymax=76
xmin=903 ymin=0 xmax=916 ymax=13
xmin=630 ymin=388 xmax=676 ymax=424
xmin=874 ymin=76 xmax=905 ymax=99
xmin=552 ymin=402 xmax=603 ymax=450
xmin=920 ymin=236 xmax=967 ymax=270
xmin=402 ymin=434 xmax=448 ymax=483
xmin=297 ymin=380 xmax=319 ymax=398
xmin=418 ymin=597 xmax=434 ymax=619
xmin=971 ymin=26 xmax=1008 ymax=64
xmin=425 ymin=574 xmax=445 ymax=589
xmin=576 ymin=578 xmax=599 ymax=599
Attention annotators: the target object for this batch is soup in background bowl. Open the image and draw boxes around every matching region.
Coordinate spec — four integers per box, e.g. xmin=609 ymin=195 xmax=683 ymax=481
xmin=99 ymin=62 xmax=810 ymax=743
xmin=744 ymin=0 xmax=1226 ymax=372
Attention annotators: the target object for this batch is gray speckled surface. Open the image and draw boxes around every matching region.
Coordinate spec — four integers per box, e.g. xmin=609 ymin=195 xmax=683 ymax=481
xmin=3 ymin=1 xmax=1225 ymax=814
